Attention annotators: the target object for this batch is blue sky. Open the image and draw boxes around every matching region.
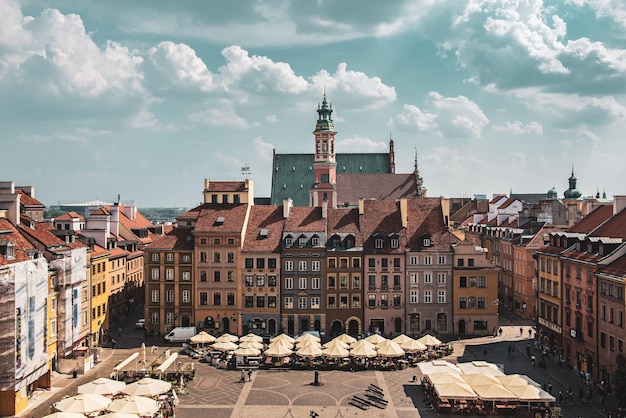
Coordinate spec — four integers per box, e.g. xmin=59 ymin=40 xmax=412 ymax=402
xmin=2 ymin=0 xmax=625 ymax=208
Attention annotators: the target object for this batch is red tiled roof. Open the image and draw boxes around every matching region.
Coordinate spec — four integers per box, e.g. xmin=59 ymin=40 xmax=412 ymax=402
xmin=206 ymin=181 xmax=247 ymax=192
xmin=489 ymin=195 xmax=507 ymax=204
xmin=597 ymin=253 xmax=626 ymax=277
xmin=18 ymin=221 xmax=65 ymax=248
xmin=568 ymin=205 xmax=613 ymax=233
xmin=243 ymin=206 xmax=284 ymax=252
xmin=90 ymin=208 xmax=111 ymax=216
xmin=590 ymin=207 xmax=626 ymax=239
xmin=499 ymin=198 xmax=519 ymax=209
xmin=55 ymin=211 xmax=84 ymax=221
xmin=195 ymin=204 xmax=250 ymax=233
xmin=360 ymin=199 xmax=405 ymax=252
xmin=336 ymin=173 xmax=418 ymax=206
xmin=109 ymin=247 xmax=129 ymax=258
xmin=406 ymin=198 xmax=460 ymax=250
xmin=0 ymin=219 xmax=38 ymax=265
xmin=327 ymin=207 xmax=362 ymax=246
xmin=284 ymin=206 xmax=325 ymax=233
xmin=148 ymin=227 xmax=195 ymax=251
xmin=16 ymin=190 xmax=45 ymax=207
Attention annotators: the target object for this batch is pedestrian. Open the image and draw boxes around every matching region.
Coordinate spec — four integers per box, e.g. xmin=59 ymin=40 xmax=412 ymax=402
xmin=519 ymin=327 xmax=523 ymax=336
xmin=499 ymin=327 xmax=503 ymax=336
xmin=547 ymin=382 xmax=552 ymax=394
xmin=528 ymin=328 xmax=532 ymax=338
xmin=248 ymin=369 xmax=252 ymax=382
xmin=483 ymin=348 xmax=487 ymax=359
xmin=239 ymin=370 xmax=245 ymax=383
xmin=526 ymin=343 xmax=531 ymax=357
xmin=531 ymin=355 xmax=536 ymax=366
xmin=111 ymin=338 xmax=117 ymax=349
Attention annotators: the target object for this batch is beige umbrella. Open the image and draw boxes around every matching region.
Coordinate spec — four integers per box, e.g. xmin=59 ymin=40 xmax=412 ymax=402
xmin=495 ymin=374 xmax=540 ymax=388
xmin=457 ymin=361 xmax=504 ymax=376
xmin=78 ymin=377 xmax=126 ymax=395
xmin=234 ymin=346 xmax=261 ymax=356
xmin=212 ymin=341 xmax=239 ymax=352
xmin=240 ymin=333 xmax=263 ymax=342
xmin=295 ymin=333 xmax=320 ymax=344
xmin=189 ymin=331 xmax=216 ymax=345
xmin=323 ymin=339 xmax=348 ymax=349
xmin=416 ymin=334 xmax=442 ymax=346
xmin=434 ymin=381 xmax=478 ymax=400
xmin=54 ymin=394 xmax=111 ymax=414
xmin=417 ymin=359 xmax=461 ymax=375
xmin=349 ymin=343 xmax=377 ymax=358
xmin=350 ymin=339 xmax=375 ymax=349
xmin=392 ymin=334 xmax=414 ymax=345
xmin=425 ymin=372 xmax=466 ymax=385
xmin=322 ymin=344 xmax=349 ymax=358
xmin=334 ymin=333 xmax=357 ymax=345
xmin=215 ymin=333 xmax=239 ymax=343
xmin=264 ymin=344 xmax=293 ymax=357
xmin=376 ymin=340 xmax=405 ymax=357
xmin=296 ymin=343 xmax=323 ymax=358
xmin=268 ymin=338 xmax=293 ymax=348
xmin=271 ymin=333 xmax=295 ymax=344
xmin=472 ymin=384 xmax=518 ymax=402
xmin=99 ymin=414 xmax=141 ymax=418
xmin=107 ymin=396 xmax=159 ymax=416
xmin=43 ymin=413 xmax=88 ymax=418
xmin=295 ymin=338 xmax=321 ymax=348
xmin=400 ymin=339 xmax=427 ymax=352
xmin=462 ymin=373 xmax=502 ymax=387
xmin=364 ymin=334 xmax=387 ymax=345
xmin=122 ymin=377 xmax=171 ymax=397
xmin=239 ymin=340 xmax=264 ymax=349
xmin=507 ymin=384 xmax=555 ymax=403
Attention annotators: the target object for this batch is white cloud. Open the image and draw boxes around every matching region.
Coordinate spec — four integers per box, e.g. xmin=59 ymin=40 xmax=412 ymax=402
xmin=253 ymin=136 xmax=275 ymax=160
xmin=188 ymin=104 xmax=249 ymax=128
xmin=391 ymin=92 xmax=489 ymax=139
xmin=336 ymin=136 xmax=387 ymax=152
xmin=492 ymin=120 xmax=543 ymax=135
xmin=566 ymin=0 xmax=626 ymax=29
xmin=266 ymin=114 xmax=279 ymax=123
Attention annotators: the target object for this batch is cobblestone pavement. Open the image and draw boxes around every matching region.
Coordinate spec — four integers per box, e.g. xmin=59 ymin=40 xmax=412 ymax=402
xmin=16 ymin=311 xmax=613 ymax=418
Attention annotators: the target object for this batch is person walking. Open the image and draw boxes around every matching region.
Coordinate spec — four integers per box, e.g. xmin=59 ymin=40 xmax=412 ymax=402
xmin=248 ymin=369 xmax=253 ymax=382
xmin=111 ymin=338 xmax=117 ymax=349
xmin=239 ymin=370 xmax=246 ymax=383
xmin=519 ymin=327 xmax=523 ymax=336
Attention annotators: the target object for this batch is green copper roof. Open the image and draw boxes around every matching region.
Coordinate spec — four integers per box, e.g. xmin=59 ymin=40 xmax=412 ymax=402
xmin=270 ymin=152 xmax=391 ymax=206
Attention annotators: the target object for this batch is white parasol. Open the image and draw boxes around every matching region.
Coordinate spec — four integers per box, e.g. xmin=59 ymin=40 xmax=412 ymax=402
xmin=364 ymin=334 xmax=387 ymax=345
xmin=321 ymin=344 xmax=349 ymax=358
xmin=391 ymin=334 xmax=414 ymax=345
xmin=334 ymin=333 xmax=357 ymax=345
xmin=107 ymin=396 xmax=159 ymax=416
xmin=376 ymin=340 xmax=405 ymax=357
xmin=122 ymin=377 xmax=172 ymax=397
xmin=189 ymin=331 xmax=216 ymax=345
xmin=234 ymin=346 xmax=261 ymax=356
xmin=349 ymin=343 xmax=377 ymax=358
xmin=264 ymin=344 xmax=293 ymax=357
xmin=238 ymin=340 xmax=264 ymax=349
xmin=77 ymin=377 xmax=126 ymax=395
xmin=400 ymin=339 xmax=427 ymax=352
xmin=416 ymin=334 xmax=442 ymax=346
xmin=323 ymin=339 xmax=348 ymax=349
xmin=240 ymin=333 xmax=263 ymax=342
xmin=54 ymin=394 xmax=111 ymax=414
xmin=296 ymin=343 xmax=323 ymax=358
xmin=215 ymin=333 xmax=239 ymax=343
xmin=212 ymin=341 xmax=239 ymax=352
xmin=271 ymin=333 xmax=295 ymax=344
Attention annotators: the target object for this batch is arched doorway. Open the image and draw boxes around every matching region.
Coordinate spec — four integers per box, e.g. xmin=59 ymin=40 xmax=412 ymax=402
xmin=181 ymin=315 xmax=190 ymax=327
xmin=394 ymin=317 xmax=402 ymax=334
xmin=268 ymin=318 xmax=276 ymax=335
xmin=222 ymin=317 xmax=230 ymax=333
xmin=458 ymin=319 xmax=466 ymax=334
xmin=330 ymin=320 xmax=343 ymax=336
xmin=348 ymin=319 xmax=359 ymax=336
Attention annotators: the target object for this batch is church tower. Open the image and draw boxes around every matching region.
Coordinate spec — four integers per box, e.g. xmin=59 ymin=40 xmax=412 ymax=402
xmin=310 ymin=93 xmax=338 ymax=207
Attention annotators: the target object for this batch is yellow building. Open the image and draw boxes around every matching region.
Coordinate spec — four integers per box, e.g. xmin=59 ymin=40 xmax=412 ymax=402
xmin=47 ymin=269 xmax=59 ymax=378
xmin=90 ymin=245 xmax=109 ymax=346
xmin=452 ymin=241 xmax=500 ymax=336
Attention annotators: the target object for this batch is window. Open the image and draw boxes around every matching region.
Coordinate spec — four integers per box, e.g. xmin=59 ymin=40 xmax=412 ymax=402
xmin=268 ymin=296 xmax=276 ymax=308
xmin=393 ymin=258 xmax=401 ymax=268
xmin=213 ymin=252 xmax=221 ymax=263
xmin=424 ymin=256 xmax=432 ymax=265
xmin=213 ymin=271 xmax=220 ymax=282
xmin=381 ymin=275 xmax=388 ymax=286
xmin=228 ymin=238 xmax=235 ymax=245
xmin=151 ymin=268 xmax=159 ymax=281
xmin=410 ymin=291 xmax=418 ymax=304
xmin=477 ymin=297 xmax=486 ymax=308
xmin=151 ymin=253 xmax=159 ymax=262
xmin=610 ymin=335 xmax=615 ymax=352
xmin=285 ymin=260 xmax=293 ymax=271
xmin=409 ymin=255 xmax=418 ymax=265
xmin=311 ymin=297 xmax=320 ymax=309
xmin=285 ymin=237 xmax=293 ymax=246
xmin=312 ymin=260 xmax=320 ymax=271
xmin=457 ymin=259 xmax=464 ymax=267
xmin=410 ymin=273 xmax=418 ymax=284
xmin=256 ymin=275 xmax=265 ymax=287
xmin=393 ymin=294 xmax=401 ymax=307
xmin=50 ymin=319 xmax=57 ymax=338
xmin=228 ymin=252 xmax=234 ymax=263
xmin=166 ymin=269 xmax=174 ymax=280
xmin=423 ymin=238 xmax=431 ymax=247
xmin=166 ymin=290 xmax=174 ymax=303
xmin=245 ymin=258 xmax=254 ymax=269
xmin=352 ymin=295 xmax=360 ymax=308
xmin=312 ymin=237 xmax=319 ymax=246
xmin=182 ymin=271 xmax=191 ymax=281
xmin=394 ymin=275 xmax=401 ymax=286
xmin=438 ymin=290 xmax=446 ymax=303
xmin=299 ymin=277 xmax=307 ymax=289
xmin=268 ymin=258 xmax=277 ymax=269
xmin=200 ymin=271 xmax=207 ymax=282
xmin=478 ymin=276 xmax=486 ymax=287
xmin=298 ymin=237 xmax=306 ymax=246
xmin=381 ymin=294 xmax=389 ymax=307
xmin=368 ymin=258 xmax=375 ymax=268
xmin=424 ymin=290 xmax=432 ymax=304
xmin=213 ymin=292 xmax=221 ymax=305
xmin=424 ymin=273 xmax=432 ymax=284
xmin=227 ymin=271 xmax=234 ymax=282
xmin=352 ymin=258 xmax=360 ymax=268
xmin=151 ymin=312 xmax=159 ymax=325
xmin=200 ymin=292 xmax=207 ymax=305
xmin=200 ymin=252 xmax=207 ymax=263
xmin=437 ymin=273 xmax=446 ymax=285
xmin=381 ymin=258 xmax=388 ymax=268
xmin=151 ymin=290 xmax=159 ymax=302
xmin=312 ymin=277 xmax=320 ymax=289
xmin=166 ymin=312 xmax=174 ymax=326
xmin=459 ymin=297 xmax=467 ymax=309
xmin=438 ymin=256 xmax=446 ymax=265
xmin=460 ymin=276 xmax=467 ymax=288
xmin=352 ymin=275 xmax=361 ymax=288
xmin=468 ymin=258 xmax=474 ymax=267
xmin=340 ymin=295 xmax=348 ymax=308
xmin=256 ymin=258 xmax=265 ymax=269
xmin=166 ymin=253 xmax=174 ymax=262
xmin=368 ymin=275 xmax=375 ymax=286
xmin=340 ymin=276 xmax=348 ymax=288
xmin=368 ymin=294 xmax=376 ymax=307
xmin=227 ymin=292 xmax=235 ymax=305
xmin=391 ymin=238 xmax=399 ymax=248
xmin=328 ymin=258 xmax=336 ymax=268
xmin=245 ymin=296 xmax=254 ymax=308
xmin=375 ymin=238 xmax=383 ymax=248
xmin=182 ymin=290 xmax=190 ymax=303
xmin=328 ymin=275 xmax=336 ymax=288
xmin=244 ymin=275 xmax=253 ymax=287
xmin=328 ymin=295 xmax=336 ymax=308
xmin=299 ymin=260 xmax=307 ymax=271
xmin=256 ymin=296 xmax=265 ymax=308
xmin=268 ymin=275 xmax=277 ymax=287
xmin=298 ymin=297 xmax=307 ymax=309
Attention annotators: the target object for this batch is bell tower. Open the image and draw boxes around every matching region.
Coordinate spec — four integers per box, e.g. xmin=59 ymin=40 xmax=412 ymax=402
xmin=310 ymin=93 xmax=338 ymax=207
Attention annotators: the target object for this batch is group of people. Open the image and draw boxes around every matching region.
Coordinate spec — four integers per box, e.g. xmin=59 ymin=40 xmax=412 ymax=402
xmin=239 ymin=369 xmax=253 ymax=383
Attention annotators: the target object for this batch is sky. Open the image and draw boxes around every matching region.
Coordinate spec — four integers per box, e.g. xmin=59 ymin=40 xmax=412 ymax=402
xmin=2 ymin=0 xmax=626 ymax=208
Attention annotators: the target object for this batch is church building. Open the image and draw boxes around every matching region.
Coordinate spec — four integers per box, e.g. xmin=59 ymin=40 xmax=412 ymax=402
xmin=270 ymin=95 xmax=426 ymax=207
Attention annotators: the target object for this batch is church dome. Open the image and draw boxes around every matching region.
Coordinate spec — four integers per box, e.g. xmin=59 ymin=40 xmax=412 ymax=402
xmin=547 ymin=187 xmax=558 ymax=199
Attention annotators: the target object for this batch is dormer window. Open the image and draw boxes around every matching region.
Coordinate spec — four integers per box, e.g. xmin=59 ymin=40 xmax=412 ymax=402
xmin=311 ymin=236 xmax=319 ymax=246
xmin=285 ymin=236 xmax=293 ymax=246
xmin=0 ymin=241 xmax=15 ymax=259
xmin=375 ymin=238 xmax=384 ymax=249
xmin=298 ymin=236 xmax=307 ymax=246
xmin=423 ymin=238 xmax=431 ymax=247
xmin=345 ymin=235 xmax=355 ymax=249
xmin=390 ymin=236 xmax=399 ymax=249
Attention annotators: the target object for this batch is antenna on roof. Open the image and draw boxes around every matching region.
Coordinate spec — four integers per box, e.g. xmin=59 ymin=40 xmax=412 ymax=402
xmin=241 ymin=163 xmax=251 ymax=179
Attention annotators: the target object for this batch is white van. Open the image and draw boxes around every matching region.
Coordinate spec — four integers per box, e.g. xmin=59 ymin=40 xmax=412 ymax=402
xmin=163 ymin=327 xmax=197 ymax=343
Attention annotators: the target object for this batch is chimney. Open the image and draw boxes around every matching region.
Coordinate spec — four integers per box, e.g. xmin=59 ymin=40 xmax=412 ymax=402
xmin=321 ymin=200 xmax=328 ymax=219
xmin=111 ymin=203 xmax=120 ymax=237
xmin=400 ymin=198 xmax=408 ymax=228
xmin=358 ymin=198 xmax=365 ymax=216
xmin=614 ymin=195 xmax=626 ymax=214
xmin=283 ymin=198 xmax=293 ymax=219
xmin=0 ymin=181 xmax=20 ymax=225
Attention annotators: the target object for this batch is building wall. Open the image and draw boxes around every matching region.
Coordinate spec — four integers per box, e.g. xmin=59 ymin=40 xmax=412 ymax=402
xmin=90 ymin=252 xmax=109 ymax=346
xmin=241 ymin=252 xmax=281 ymax=336
xmin=597 ymin=272 xmax=626 ymax=385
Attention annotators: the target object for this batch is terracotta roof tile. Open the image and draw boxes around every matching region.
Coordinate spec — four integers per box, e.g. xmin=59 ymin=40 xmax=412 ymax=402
xmin=18 ymin=221 xmax=65 ymax=248
xmin=568 ymin=205 xmax=613 ymax=233
xmin=0 ymin=219 xmax=38 ymax=265
xmin=327 ymin=207 xmax=362 ymax=246
xmin=243 ymin=206 xmax=284 ymax=252
xmin=195 ymin=204 xmax=250 ymax=232
xmin=206 ymin=181 xmax=247 ymax=192
xmin=597 ymin=253 xmax=626 ymax=276
xmin=590 ymin=207 xmax=626 ymax=239
xmin=284 ymin=206 xmax=325 ymax=233
xmin=55 ymin=211 xmax=84 ymax=221
xmin=15 ymin=190 xmax=45 ymax=207
xmin=148 ymin=227 xmax=195 ymax=251
xmin=406 ymin=198 xmax=460 ymax=250
xmin=360 ymin=199 xmax=406 ymax=252
xmin=336 ymin=173 xmax=418 ymax=206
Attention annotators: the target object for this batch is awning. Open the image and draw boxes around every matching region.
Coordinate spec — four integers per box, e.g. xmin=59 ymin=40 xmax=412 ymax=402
xmin=155 ymin=353 xmax=179 ymax=374
xmin=113 ymin=353 xmax=139 ymax=372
